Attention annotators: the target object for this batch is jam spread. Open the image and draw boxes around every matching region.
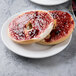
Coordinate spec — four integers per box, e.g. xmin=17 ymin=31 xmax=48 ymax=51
xmin=9 ymin=11 xmax=53 ymax=40
xmin=28 ymin=29 xmax=39 ymax=38
xmin=45 ymin=10 xmax=74 ymax=42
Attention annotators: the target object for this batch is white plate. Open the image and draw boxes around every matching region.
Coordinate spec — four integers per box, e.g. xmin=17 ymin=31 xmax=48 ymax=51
xmin=1 ymin=11 xmax=72 ymax=58
xmin=30 ymin=0 xmax=68 ymax=5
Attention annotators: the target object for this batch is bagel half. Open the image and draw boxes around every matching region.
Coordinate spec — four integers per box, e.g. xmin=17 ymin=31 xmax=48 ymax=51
xmin=38 ymin=10 xmax=74 ymax=45
xmin=8 ymin=10 xmax=54 ymax=44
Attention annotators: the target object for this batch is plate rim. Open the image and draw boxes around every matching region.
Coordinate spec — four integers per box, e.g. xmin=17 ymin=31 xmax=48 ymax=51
xmin=1 ymin=26 xmax=72 ymax=58
xmin=1 ymin=10 xmax=72 ymax=59
xmin=30 ymin=0 xmax=69 ymax=6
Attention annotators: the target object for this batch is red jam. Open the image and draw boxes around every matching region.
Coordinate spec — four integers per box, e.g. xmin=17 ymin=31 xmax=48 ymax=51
xmin=9 ymin=11 xmax=53 ymax=40
xmin=45 ymin=10 xmax=74 ymax=42
xmin=28 ymin=29 xmax=39 ymax=38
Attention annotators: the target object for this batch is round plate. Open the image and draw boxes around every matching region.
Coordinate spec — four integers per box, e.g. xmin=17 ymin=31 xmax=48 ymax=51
xmin=30 ymin=0 xmax=68 ymax=5
xmin=1 ymin=11 xmax=72 ymax=58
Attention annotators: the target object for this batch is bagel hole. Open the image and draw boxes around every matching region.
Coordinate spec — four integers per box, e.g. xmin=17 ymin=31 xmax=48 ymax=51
xmin=26 ymin=23 xmax=32 ymax=30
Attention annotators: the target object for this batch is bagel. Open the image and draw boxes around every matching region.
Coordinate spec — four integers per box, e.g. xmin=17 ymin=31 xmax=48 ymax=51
xmin=38 ymin=10 xmax=74 ymax=45
xmin=8 ymin=10 xmax=54 ymax=44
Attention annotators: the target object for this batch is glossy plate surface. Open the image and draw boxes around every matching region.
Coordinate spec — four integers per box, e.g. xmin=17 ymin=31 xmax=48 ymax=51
xmin=30 ymin=0 xmax=68 ymax=5
xmin=1 ymin=11 xmax=72 ymax=58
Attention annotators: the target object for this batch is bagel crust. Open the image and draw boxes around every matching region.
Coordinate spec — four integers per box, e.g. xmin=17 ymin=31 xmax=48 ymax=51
xmin=8 ymin=10 xmax=54 ymax=44
xmin=38 ymin=10 xmax=74 ymax=45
